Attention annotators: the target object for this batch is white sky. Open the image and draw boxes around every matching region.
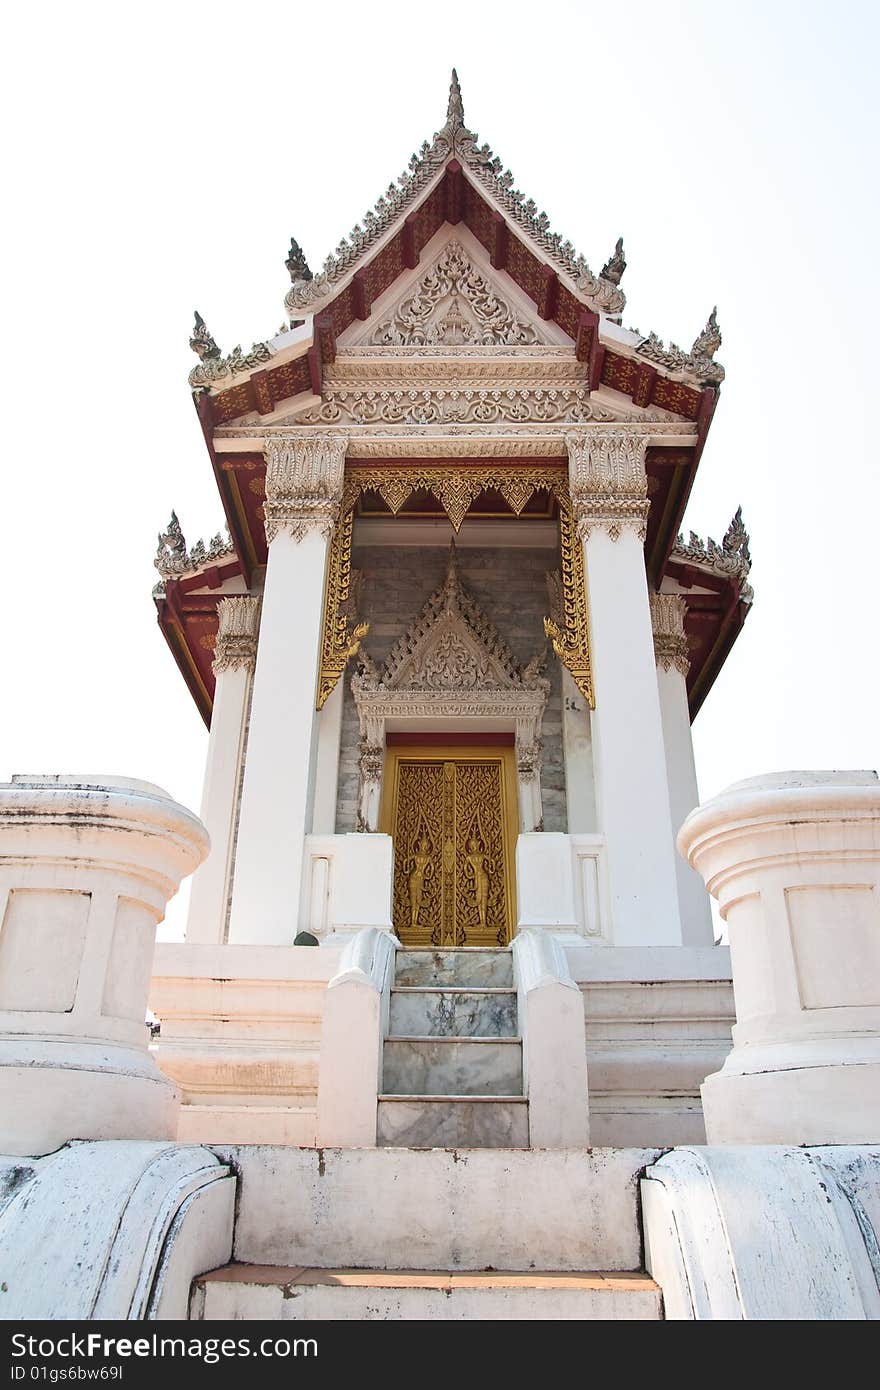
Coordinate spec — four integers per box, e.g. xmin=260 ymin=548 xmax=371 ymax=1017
xmin=2 ymin=1 xmax=878 ymax=936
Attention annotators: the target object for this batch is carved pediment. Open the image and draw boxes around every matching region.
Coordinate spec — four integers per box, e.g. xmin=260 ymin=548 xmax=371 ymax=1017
xmin=358 ymin=241 xmax=551 ymax=349
xmin=353 ymin=543 xmax=549 ymax=697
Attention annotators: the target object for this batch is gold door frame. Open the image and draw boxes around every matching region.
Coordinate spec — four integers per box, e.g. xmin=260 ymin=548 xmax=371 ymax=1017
xmin=316 ymin=463 xmax=593 ymax=711
xmin=380 ymin=744 xmax=519 ymax=947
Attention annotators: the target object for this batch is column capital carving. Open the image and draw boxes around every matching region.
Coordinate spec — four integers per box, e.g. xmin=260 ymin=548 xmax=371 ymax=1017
xmin=213 ymin=595 xmax=262 ymax=675
xmin=565 ymin=430 xmax=650 ymax=541
xmin=649 ymin=592 xmax=690 ymax=676
xmin=262 ymin=432 xmax=348 ymax=544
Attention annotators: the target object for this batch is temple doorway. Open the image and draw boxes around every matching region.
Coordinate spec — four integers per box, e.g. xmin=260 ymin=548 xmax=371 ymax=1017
xmin=381 ymin=745 xmax=518 ymax=947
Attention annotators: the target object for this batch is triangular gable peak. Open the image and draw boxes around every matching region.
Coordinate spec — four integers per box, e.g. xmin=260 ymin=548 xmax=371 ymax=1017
xmin=348 ymin=237 xmax=557 ymax=349
xmin=191 ymin=73 xmax=724 ymax=426
xmin=284 ymin=70 xmax=624 ymax=328
xmin=373 ymin=544 xmax=543 ymax=693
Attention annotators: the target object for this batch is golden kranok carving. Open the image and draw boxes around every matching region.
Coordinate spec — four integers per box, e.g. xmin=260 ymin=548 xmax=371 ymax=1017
xmin=543 ymin=491 xmax=595 ymax=708
xmin=317 ymin=503 xmax=369 ymax=709
xmin=316 ymin=463 xmax=594 ymax=710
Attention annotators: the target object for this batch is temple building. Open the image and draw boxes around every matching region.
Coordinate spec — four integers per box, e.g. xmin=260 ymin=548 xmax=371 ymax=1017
xmin=146 ymin=71 xmax=752 ymax=1150
xmin=2 ymin=73 xmax=878 ymax=1324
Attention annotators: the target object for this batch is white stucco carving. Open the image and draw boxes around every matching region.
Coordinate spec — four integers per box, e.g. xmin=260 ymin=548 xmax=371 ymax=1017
xmin=212 ymin=595 xmax=261 ymax=674
xmin=566 ymin=430 xmax=650 ymax=541
xmin=364 ymin=241 xmax=546 ymax=348
xmin=650 ymin=593 xmax=690 ymax=676
xmin=262 ymin=432 xmax=348 ymax=543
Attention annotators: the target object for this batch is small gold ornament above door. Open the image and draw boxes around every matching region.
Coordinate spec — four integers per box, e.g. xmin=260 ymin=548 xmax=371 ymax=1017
xmin=383 ymin=747 xmax=517 ymax=947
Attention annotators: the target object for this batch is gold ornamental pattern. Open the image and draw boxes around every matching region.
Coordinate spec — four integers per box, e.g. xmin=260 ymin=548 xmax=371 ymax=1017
xmin=454 ymin=761 xmax=507 ymax=945
xmin=317 ymin=464 xmax=594 ymax=710
xmin=317 ymin=503 xmax=369 ymax=709
xmin=393 ymin=763 xmax=444 ymax=941
xmin=390 ymin=757 xmax=510 ymax=947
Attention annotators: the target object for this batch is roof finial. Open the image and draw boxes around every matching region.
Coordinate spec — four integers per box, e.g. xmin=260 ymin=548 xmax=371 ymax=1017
xmin=189 ymin=311 xmax=220 ymax=361
xmin=600 ymin=237 xmax=627 ymax=286
xmin=285 ymin=236 xmax=313 ymax=284
xmin=723 ymin=505 xmax=750 ymax=567
xmin=447 ymin=68 xmax=465 ymax=130
xmin=692 ymin=307 xmax=722 ymax=360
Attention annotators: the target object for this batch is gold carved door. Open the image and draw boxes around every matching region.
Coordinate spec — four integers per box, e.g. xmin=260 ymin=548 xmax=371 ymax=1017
xmin=382 ymin=746 xmax=518 ymax=947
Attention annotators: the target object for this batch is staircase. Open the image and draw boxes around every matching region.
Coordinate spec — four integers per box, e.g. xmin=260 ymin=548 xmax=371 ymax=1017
xmin=191 ymin=948 xmax=664 ymax=1321
xmin=377 ymin=947 xmax=528 ymax=1148
xmin=193 ymin=1143 xmax=664 ymax=1322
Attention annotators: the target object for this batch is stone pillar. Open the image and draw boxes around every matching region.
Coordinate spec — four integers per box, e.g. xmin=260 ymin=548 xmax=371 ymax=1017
xmin=515 ymin=734 xmax=544 ymax=833
xmin=312 ymin=677 xmax=345 ymax=834
xmin=186 ymin=596 xmax=260 ymax=944
xmin=650 ymin=593 xmax=713 ymax=947
xmin=567 ymin=432 xmax=681 ymax=945
xmin=356 ymin=730 xmax=385 ymax=834
xmin=679 ymin=771 xmax=880 ymax=1145
xmin=0 ymin=775 xmax=208 ymax=1156
xmin=228 ymin=433 xmax=346 ymax=946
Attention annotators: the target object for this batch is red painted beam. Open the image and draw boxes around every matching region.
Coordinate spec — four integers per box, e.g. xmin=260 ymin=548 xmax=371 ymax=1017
xmin=536 ymin=265 xmax=558 ymax=320
xmin=251 ymin=369 xmax=273 ymax=415
xmin=445 ymin=159 xmax=464 ymax=224
xmin=656 ymin=386 xmax=719 ymax=582
xmin=402 ymin=213 xmax=419 ymax=269
xmin=315 ymin=312 xmax=337 ymax=365
xmin=193 ymin=391 xmax=252 ymax=587
xmin=307 ymin=342 xmax=323 ymax=397
xmin=590 ymin=341 xmax=605 ymax=393
xmin=575 ymin=310 xmax=599 ymax=365
xmin=351 ymin=268 xmax=371 ymax=320
xmin=489 ymin=212 xmax=509 ymax=270
xmin=633 ymin=362 xmax=657 ymax=408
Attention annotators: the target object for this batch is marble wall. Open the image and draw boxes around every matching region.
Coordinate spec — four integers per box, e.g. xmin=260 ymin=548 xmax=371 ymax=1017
xmin=335 ymin=542 xmax=566 ymax=833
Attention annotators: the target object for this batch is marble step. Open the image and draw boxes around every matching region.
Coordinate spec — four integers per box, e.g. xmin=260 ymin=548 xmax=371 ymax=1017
xmin=194 ymin=1265 xmax=662 ymax=1321
xmin=389 ymin=987 xmax=518 ymax=1038
xmin=383 ymin=1037 xmax=523 ymax=1097
xmin=395 ymin=948 xmax=513 ymax=989
xmin=216 ymin=1145 xmax=660 ymax=1270
xmin=377 ymin=1095 xmax=529 ymax=1148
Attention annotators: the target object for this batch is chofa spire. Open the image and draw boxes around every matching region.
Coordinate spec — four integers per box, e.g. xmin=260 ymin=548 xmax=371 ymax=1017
xmin=691 ymin=307 xmax=722 ymax=361
xmin=446 ymin=67 xmax=465 ymax=131
xmin=601 ymin=238 xmax=627 ymax=287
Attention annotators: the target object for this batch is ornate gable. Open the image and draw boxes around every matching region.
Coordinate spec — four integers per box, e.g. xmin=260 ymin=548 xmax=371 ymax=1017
xmin=355 ymin=241 xmax=550 ymax=349
xmin=379 ymin=544 xmax=530 ymax=691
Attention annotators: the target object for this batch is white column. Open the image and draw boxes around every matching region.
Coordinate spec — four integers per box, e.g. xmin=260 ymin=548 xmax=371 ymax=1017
xmin=228 ymin=433 xmax=347 ymax=945
xmin=186 ymin=596 xmax=260 ymax=944
xmin=650 ymin=593 xmax=713 ymax=947
xmin=312 ymin=677 xmax=345 ymax=834
xmin=568 ymin=432 xmax=682 ymax=946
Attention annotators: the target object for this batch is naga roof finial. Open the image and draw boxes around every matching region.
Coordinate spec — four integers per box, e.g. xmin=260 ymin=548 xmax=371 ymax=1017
xmin=189 ymin=311 xmax=220 ymax=361
xmin=692 ymin=306 xmax=722 ymax=360
xmin=723 ymin=505 xmax=751 ymax=567
xmin=447 ymin=68 xmax=465 ymax=131
xmin=601 ymin=237 xmax=627 ymax=286
xmin=285 ymin=236 xmax=313 ymax=284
